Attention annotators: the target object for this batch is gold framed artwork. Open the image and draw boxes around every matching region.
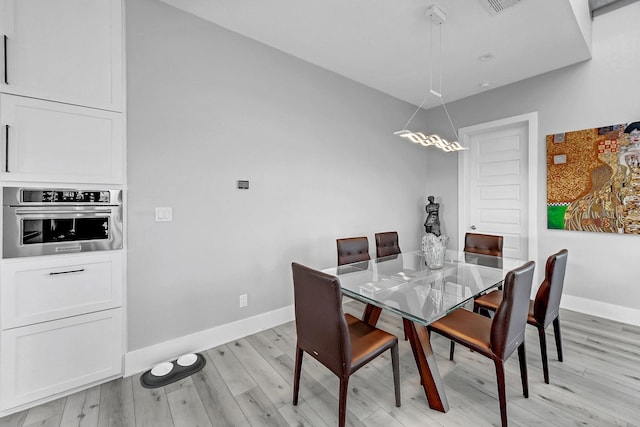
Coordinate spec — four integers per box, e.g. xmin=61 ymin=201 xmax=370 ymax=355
xmin=547 ymin=121 xmax=640 ymax=233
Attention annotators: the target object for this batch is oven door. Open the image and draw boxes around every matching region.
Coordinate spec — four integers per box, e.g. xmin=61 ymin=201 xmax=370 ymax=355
xmin=3 ymin=206 xmax=123 ymax=258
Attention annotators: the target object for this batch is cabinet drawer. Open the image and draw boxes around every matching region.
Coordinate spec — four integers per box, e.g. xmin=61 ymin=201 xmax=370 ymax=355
xmin=1 ymin=252 xmax=123 ymax=329
xmin=0 ymin=94 xmax=124 ymax=184
xmin=0 ymin=309 xmax=123 ymax=411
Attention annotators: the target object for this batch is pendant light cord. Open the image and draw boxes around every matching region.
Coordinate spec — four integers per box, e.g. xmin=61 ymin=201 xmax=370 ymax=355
xmin=399 ymin=20 xmax=437 ymax=131
xmin=398 ymin=6 xmax=460 ymax=143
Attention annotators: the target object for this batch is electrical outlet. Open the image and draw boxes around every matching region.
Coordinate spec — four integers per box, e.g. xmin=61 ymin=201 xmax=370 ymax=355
xmin=239 ymin=294 xmax=248 ymax=308
xmin=155 ymin=207 xmax=173 ymax=222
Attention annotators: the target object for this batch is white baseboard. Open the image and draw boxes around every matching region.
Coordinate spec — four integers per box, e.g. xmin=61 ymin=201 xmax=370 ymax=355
xmin=124 ymin=305 xmax=295 ymax=377
xmin=124 ymin=297 xmax=638 ymax=376
xmin=561 ymin=295 xmax=640 ymax=326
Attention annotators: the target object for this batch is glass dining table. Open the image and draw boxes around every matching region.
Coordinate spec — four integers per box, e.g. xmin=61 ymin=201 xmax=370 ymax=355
xmin=322 ymin=250 xmax=524 ymax=413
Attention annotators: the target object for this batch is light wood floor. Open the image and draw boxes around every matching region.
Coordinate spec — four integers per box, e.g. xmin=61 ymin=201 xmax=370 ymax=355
xmin=2 ymin=302 xmax=639 ymax=427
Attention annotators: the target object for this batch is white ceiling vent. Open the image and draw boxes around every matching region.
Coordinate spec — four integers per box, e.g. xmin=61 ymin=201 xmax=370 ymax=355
xmin=479 ymin=0 xmax=522 ymax=16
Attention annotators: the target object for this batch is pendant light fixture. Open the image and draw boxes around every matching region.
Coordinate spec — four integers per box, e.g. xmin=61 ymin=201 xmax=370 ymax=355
xmin=394 ymin=4 xmax=467 ymax=153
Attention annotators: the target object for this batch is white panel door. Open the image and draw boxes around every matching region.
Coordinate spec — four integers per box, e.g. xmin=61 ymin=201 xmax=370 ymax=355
xmin=0 ymin=93 xmax=124 ymax=184
xmin=0 ymin=0 xmax=123 ymax=111
xmin=459 ymin=120 xmax=530 ymax=260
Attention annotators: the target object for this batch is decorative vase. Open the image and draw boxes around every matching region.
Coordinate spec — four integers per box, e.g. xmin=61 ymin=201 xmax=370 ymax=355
xmin=422 ymin=233 xmax=449 ymax=269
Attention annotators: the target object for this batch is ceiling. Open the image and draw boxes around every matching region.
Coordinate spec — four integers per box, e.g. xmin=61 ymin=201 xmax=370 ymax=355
xmin=158 ymin=0 xmax=594 ymax=109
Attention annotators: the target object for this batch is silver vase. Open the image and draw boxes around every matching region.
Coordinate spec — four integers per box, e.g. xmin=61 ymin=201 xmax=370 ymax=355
xmin=423 ymin=234 xmax=448 ymax=269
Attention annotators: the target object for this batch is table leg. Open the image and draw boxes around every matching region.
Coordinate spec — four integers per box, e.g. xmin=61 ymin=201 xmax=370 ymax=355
xmin=403 ymin=318 xmax=449 ymax=412
xmin=362 ymin=303 xmax=382 ymax=326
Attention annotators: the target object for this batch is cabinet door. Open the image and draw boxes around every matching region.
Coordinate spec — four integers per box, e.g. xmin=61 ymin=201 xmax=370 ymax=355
xmin=0 ymin=0 xmax=123 ymax=111
xmin=1 ymin=252 xmax=123 ymax=329
xmin=0 ymin=309 xmax=123 ymax=411
xmin=0 ymin=94 xmax=123 ymax=184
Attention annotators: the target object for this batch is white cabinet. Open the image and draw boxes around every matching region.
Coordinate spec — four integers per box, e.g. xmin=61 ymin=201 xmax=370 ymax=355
xmin=0 ymin=309 xmax=123 ymax=411
xmin=0 ymin=0 xmax=124 ymax=111
xmin=1 ymin=252 xmax=123 ymax=329
xmin=0 ymin=0 xmax=126 ymax=415
xmin=0 ymin=94 xmax=124 ymax=184
xmin=0 ymin=252 xmax=124 ymax=413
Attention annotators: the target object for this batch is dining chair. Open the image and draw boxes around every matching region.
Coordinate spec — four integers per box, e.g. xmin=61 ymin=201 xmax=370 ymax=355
xmin=428 ymin=261 xmax=535 ymax=427
xmin=375 ymin=231 xmax=401 ymax=258
xmin=291 ymin=262 xmax=401 ymax=427
xmin=464 ymin=232 xmax=503 ymax=256
xmin=336 ymin=236 xmax=371 ymax=266
xmin=443 ymin=232 xmax=505 ymax=356
xmin=474 ymin=249 xmax=568 ymax=384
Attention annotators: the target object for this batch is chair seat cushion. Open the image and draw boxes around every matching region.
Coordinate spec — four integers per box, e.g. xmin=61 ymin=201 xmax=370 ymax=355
xmin=428 ymin=308 xmax=493 ymax=358
xmin=474 ymin=290 xmax=503 ymax=310
xmin=345 ymin=314 xmax=398 ymax=372
xmin=475 ymin=291 xmax=537 ymax=325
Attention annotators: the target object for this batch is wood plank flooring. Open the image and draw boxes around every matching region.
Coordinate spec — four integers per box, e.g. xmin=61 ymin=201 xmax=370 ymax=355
xmin=2 ymin=302 xmax=639 ymax=427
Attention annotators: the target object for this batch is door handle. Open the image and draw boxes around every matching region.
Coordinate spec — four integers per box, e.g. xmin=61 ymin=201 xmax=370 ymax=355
xmin=470 ymin=225 xmax=477 ymax=230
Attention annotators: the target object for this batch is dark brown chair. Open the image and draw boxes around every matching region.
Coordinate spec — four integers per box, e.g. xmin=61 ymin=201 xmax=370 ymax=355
xmin=464 ymin=232 xmax=504 ymax=256
xmin=428 ymin=261 xmax=535 ymax=427
xmin=474 ymin=249 xmax=568 ymax=384
xmin=375 ymin=231 xmax=401 ymax=258
xmin=443 ymin=232 xmax=504 ymax=357
xmin=291 ymin=262 xmax=400 ymax=427
xmin=336 ymin=236 xmax=370 ymax=266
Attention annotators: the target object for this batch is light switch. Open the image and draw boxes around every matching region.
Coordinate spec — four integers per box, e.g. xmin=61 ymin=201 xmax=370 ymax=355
xmin=155 ymin=207 xmax=173 ymax=222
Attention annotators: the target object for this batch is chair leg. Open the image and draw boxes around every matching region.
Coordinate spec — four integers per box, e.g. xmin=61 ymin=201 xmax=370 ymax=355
xmin=494 ymin=360 xmax=508 ymax=427
xmin=292 ymin=346 xmax=303 ymax=405
xmin=537 ymin=325 xmax=549 ymax=384
xmin=449 ymin=341 xmax=455 ymax=361
xmin=517 ymin=342 xmax=529 ymax=398
xmin=338 ymin=376 xmax=349 ymax=427
xmin=391 ymin=344 xmax=401 ymax=407
xmin=553 ymin=317 xmax=564 ymax=362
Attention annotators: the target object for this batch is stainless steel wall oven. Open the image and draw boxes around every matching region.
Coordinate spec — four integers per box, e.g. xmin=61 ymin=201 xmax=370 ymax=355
xmin=3 ymin=187 xmax=123 ymax=258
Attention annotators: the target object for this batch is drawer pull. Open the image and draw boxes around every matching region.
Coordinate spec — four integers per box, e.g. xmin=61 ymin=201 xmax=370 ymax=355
xmin=49 ymin=268 xmax=85 ymax=276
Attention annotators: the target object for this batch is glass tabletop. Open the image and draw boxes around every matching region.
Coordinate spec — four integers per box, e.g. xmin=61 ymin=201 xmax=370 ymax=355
xmin=323 ymin=250 xmax=524 ymax=326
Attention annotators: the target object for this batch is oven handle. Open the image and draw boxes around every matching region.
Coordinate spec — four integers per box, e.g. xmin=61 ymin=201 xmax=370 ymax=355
xmin=49 ymin=268 xmax=85 ymax=276
xmin=14 ymin=209 xmax=114 ymax=216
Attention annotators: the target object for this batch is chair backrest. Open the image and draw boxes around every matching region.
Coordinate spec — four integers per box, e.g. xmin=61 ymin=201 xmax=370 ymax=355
xmin=337 ymin=237 xmax=371 ymax=266
xmin=490 ymin=261 xmax=535 ymax=359
xmin=291 ymin=262 xmax=350 ymax=376
xmin=464 ymin=233 xmax=503 ymax=257
xmin=375 ymin=232 xmax=401 ymax=258
xmin=533 ymin=249 xmax=568 ymax=328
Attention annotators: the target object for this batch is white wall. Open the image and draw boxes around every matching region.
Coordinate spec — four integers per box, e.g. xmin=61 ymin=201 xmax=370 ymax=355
xmin=126 ymin=0 xmax=429 ymax=352
xmin=424 ymin=2 xmax=640 ymax=323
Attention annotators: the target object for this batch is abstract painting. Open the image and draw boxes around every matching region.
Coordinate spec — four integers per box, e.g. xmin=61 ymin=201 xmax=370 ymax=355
xmin=547 ymin=121 xmax=640 ymax=233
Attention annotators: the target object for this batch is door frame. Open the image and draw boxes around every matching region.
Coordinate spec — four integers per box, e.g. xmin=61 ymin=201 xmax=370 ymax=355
xmin=457 ymin=112 xmax=539 ymax=267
